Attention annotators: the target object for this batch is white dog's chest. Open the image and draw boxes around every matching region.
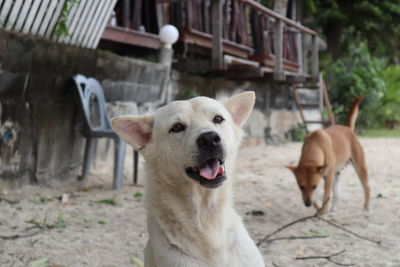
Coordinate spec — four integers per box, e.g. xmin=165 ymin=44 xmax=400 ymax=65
xmin=145 ymin=216 xmax=265 ymax=267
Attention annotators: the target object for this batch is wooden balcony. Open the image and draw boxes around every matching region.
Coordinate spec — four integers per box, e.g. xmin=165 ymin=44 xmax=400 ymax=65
xmin=101 ymin=0 xmax=319 ymax=82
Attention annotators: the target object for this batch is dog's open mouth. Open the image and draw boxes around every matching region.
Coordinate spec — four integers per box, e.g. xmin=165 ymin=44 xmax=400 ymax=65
xmin=185 ymin=158 xmax=226 ymax=188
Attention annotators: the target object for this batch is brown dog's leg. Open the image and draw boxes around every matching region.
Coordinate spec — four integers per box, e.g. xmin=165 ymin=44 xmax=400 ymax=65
xmin=319 ymin=171 xmax=334 ymax=215
xmin=351 ymin=139 xmax=370 ymax=210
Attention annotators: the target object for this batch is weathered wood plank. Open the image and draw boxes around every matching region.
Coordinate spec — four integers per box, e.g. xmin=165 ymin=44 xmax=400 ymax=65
xmin=4 ymin=0 xmax=24 ymax=30
xmin=22 ymin=0 xmax=42 ymax=33
xmin=87 ymin=0 xmax=110 ymax=48
xmin=75 ymin=0 xmax=99 ymax=46
xmin=82 ymin=0 xmax=107 ymax=47
xmin=91 ymin=0 xmax=117 ymax=48
xmin=212 ymin=0 xmax=223 ymax=70
xmin=311 ymin=34 xmax=319 ymax=79
xmin=132 ymin=0 xmax=143 ymax=30
xmin=31 ymin=0 xmax=52 ymax=34
xmin=45 ymin=0 xmax=66 ymax=38
xmin=37 ymin=0 xmax=58 ymax=36
xmin=274 ymin=19 xmax=284 ymax=80
xmin=301 ymin=32 xmax=308 ymax=76
xmin=63 ymin=0 xmax=88 ymax=44
xmin=14 ymin=0 xmax=33 ymax=32
xmin=57 ymin=0 xmax=79 ymax=42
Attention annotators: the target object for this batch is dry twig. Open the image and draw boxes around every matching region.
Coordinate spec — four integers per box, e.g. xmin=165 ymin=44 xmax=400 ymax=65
xmin=257 ymin=197 xmax=382 ymax=247
xmin=267 ymin=235 xmax=327 ymax=243
xmin=318 ymin=217 xmax=381 ymax=245
xmin=0 ymin=197 xmax=19 ymax=204
xmin=0 ymin=230 xmax=43 ymax=240
xmin=296 ymin=249 xmax=354 ymax=266
xmin=257 ymin=198 xmax=330 ymax=246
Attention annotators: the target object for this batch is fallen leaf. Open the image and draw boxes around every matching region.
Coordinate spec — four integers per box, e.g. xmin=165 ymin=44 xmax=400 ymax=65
xmin=295 ymin=248 xmax=304 ymax=256
xmin=98 ymin=220 xmax=107 ymax=225
xmin=134 ymin=192 xmax=143 ymax=201
xmin=308 ymin=229 xmax=329 ymax=237
xmin=264 ymin=202 xmax=273 ymax=207
xmin=130 ymin=256 xmax=144 ymax=267
xmin=30 ymin=257 xmax=48 ymax=266
xmin=61 ymin=194 xmax=69 ymax=205
xmin=246 ymin=210 xmax=265 ymax=216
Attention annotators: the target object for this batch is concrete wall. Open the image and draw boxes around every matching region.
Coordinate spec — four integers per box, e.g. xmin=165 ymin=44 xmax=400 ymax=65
xmin=0 ymin=30 xmax=169 ymax=188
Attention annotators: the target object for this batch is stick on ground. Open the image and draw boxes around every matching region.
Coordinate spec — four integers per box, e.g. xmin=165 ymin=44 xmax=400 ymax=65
xmin=257 ymin=198 xmax=330 ymax=246
xmin=296 ymin=249 xmax=354 ymax=266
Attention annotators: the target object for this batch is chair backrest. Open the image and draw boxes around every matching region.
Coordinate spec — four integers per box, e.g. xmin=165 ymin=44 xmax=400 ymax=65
xmin=72 ymin=74 xmax=111 ymax=133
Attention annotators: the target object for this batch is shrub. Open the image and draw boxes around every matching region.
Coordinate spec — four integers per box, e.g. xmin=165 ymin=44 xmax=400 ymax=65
xmin=324 ymin=42 xmax=387 ymax=128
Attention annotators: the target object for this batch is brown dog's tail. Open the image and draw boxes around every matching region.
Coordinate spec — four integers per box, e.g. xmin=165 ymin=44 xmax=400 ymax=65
xmin=347 ymin=96 xmax=363 ymax=131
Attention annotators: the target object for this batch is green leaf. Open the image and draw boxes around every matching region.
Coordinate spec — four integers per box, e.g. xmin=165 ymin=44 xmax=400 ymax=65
xmin=130 ymin=256 xmax=144 ymax=267
xmin=98 ymin=220 xmax=107 ymax=225
xmin=246 ymin=210 xmax=265 ymax=216
xmin=134 ymin=192 xmax=143 ymax=201
xmin=30 ymin=257 xmax=48 ymax=266
xmin=307 ymin=229 xmax=329 ymax=237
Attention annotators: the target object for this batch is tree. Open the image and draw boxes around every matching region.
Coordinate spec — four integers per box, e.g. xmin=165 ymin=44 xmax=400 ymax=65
xmin=302 ymin=0 xmax=400 ymax=60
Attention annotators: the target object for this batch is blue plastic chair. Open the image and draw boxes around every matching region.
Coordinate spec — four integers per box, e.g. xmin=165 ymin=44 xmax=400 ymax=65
xmin=72 ymin=74 xmax=139 ymax=189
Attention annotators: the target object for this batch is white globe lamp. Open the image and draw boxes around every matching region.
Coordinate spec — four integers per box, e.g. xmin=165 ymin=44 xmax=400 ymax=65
xmin=159 ymin=24 xmax=179 ymax=48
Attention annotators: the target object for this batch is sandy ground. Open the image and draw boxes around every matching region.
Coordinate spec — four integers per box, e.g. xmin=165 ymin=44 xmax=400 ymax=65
xmin=0 ymin=138 xmax=399 ymax=267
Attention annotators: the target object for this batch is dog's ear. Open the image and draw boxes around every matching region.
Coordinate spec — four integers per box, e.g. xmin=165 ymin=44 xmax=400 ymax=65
xmin=111 ymin=115 xmax=154 ymax=150
xmin=285 ymin=165 xmax=297 ymax=173
xmin=316 ymin=165 xmax=327 ymax=175
xmin=223 ymin=91 xmax=255 ymax=127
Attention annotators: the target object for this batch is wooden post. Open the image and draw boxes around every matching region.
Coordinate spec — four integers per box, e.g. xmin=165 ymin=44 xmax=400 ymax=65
xmin=274 ymin=19 xmax=284 ymax=81
xmin=212 ymin=0 xmax=223 ymax=70
xmin=301 ymin=32 xmax=308 ymax=76
xmin=122 ymin=0 xmax=131 ymax=28
xmin=296 ymin=29 xmax=302 ymax=74
xmin=311 ymin=34 xmax=319 ymax=80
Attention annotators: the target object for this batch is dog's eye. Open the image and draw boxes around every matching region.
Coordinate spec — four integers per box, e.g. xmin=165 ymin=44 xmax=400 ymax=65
xmin=312 ymin=185 xmax=317 ymax=190
xmin=299 ymin=186 xmax=305 ymax=191
xmin=213 ymin=115 xmax=224 ymax=124
xmin=169 ymin=123 xmax=186 ymax=133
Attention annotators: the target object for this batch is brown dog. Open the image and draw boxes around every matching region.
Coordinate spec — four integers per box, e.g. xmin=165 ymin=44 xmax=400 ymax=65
xmin=286 ymin=96 xmax=370 ymax=214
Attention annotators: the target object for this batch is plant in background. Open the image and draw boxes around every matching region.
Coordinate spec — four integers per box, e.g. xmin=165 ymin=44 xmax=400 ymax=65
xmin=54 ymin=0 xmax=80 ymax=37
xmin=324 ymin=41 xmax=387 ymax=128
xmin=379 ymin=65 xmax=400 ymax=128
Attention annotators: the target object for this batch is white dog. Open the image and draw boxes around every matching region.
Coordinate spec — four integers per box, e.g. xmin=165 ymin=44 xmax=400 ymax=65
xmin=111 ymin=92 xmax=265 ymax=267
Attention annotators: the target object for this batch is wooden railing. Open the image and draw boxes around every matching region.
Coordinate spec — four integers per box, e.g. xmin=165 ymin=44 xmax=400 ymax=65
xmin=104 ymin=0 xmax=319 ymax=80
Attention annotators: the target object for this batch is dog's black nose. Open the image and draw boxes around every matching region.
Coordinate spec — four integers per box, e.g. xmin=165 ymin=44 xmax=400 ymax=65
xmin=197 ymin=131 xmax=221 ymax=150
xmin=304 ymin=200 xmax=312 ymax=207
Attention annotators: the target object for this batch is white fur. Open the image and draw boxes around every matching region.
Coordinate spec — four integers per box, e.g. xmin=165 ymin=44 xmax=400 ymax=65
xmin=112 ymin=92 xmax=265 ymax=267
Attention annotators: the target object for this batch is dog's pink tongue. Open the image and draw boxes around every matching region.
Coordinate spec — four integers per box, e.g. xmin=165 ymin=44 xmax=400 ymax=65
xmin=199 ymin=159 xmax=224 ymax=180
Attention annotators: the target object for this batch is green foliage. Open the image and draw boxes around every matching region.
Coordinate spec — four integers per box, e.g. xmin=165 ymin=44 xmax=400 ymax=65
xmin=177 ymin=89 xmax=199 ymax=100
xmin=54 ymin=0 xmax=80 ymax=37
xmin=303 ymin=0 xmax=400 ymax=58
xmin=289 ymin=123 xmax=307 ymax=142
xmin=325 ymin=42 xmax=386 ymax=127
xmin=325 ymin=41 xmax=400 ymax=128
xmin=379 ymin=65 xmax=400 ymax=125
xmin=360 ymin=128 xmax=400 ymax=138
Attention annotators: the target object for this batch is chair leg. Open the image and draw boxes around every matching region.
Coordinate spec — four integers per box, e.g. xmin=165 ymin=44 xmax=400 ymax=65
xmin=79 ymin=138 xmax=95 ymax=180
xmin=133 ymin=150 xmax=139 ymax=184
xmin=113 ymin=139 xmax=126 ymax=190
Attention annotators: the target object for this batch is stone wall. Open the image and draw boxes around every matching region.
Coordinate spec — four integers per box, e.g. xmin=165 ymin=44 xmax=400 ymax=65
xmin=170 ymin=71 xmax=301 ymax=144
xmin=0 ymin=30 xmax=169 ymax=188
xmin=0 ymin=30 xmax=301 ymax=188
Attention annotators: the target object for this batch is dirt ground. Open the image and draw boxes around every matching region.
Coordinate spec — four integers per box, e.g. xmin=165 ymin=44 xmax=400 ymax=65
xmin=1 ymin=138 xmax=399 ymax=267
